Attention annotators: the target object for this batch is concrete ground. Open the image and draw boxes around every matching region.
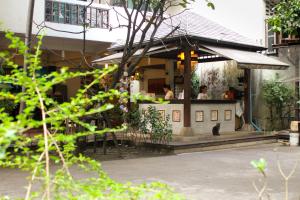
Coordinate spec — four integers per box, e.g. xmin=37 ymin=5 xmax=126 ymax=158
xmin=1 ymin=144 xmax=300 ymax=199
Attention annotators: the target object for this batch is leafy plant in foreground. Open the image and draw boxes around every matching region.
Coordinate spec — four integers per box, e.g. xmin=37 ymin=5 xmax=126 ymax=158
xmin=0 ymin=32 xmax=184 ymax=200
xmin=251 ymin=156 xmax=299 ymax=200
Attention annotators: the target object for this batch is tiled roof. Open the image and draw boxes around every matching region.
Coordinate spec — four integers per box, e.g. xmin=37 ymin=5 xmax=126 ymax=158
xmin=138 ymin=11 xmax=262 ymax=48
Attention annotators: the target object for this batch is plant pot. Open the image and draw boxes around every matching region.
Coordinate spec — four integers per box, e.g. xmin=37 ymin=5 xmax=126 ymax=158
xmin=290 ymin=133 xmax=299 ymax=146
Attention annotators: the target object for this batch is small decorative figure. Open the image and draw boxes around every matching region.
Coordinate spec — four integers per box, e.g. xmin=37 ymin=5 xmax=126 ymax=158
xmin=212 ymin=123 xmax=221 ymax=136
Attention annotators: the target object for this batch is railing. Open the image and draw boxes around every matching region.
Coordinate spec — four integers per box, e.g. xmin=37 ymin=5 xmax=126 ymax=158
xmin=45 ymin=0 xmax=109 ymax=29
xmin=110 ymin=0 xmax=123 ymax=7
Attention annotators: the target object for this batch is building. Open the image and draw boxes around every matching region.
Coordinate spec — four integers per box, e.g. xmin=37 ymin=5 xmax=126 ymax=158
xmin=1 ymin=0 xmax=298 ymax=131
xmin=94 ymin=11 xmax=289 ymax=135
xmin=0 ymin=0 xmax=128 ymax=100
xmin=186 ymin=0 xmax=300 ymax=130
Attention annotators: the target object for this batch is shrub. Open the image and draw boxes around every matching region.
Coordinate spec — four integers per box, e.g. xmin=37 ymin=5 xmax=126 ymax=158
xmin=262 ymin=74 xmax=294 ymax=130
xmin=140 ymin=106 xmax=173 ymax=144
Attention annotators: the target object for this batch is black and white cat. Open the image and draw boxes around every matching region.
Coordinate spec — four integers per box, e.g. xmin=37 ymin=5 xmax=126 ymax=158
xmin=212 ymin=123 xmax=221 ymax=136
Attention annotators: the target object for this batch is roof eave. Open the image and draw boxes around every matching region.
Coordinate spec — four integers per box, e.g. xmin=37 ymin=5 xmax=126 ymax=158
xmin=109 ymin=34 xmax=266 ymax=52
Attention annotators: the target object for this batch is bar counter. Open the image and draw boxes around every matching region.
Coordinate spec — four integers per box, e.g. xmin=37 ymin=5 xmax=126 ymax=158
xmin=140 ymin=99 xmax=237 ymax=104
xmin=139 ymin=99 xmax=237 ymax=135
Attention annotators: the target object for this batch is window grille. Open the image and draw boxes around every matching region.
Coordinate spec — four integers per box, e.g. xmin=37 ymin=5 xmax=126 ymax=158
xmin=45 ymin=0 xmax=109 ymax=29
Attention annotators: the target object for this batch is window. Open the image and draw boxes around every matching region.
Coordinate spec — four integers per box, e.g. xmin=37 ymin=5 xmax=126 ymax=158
xmin=52 ymin=1 xmax=59 ymax=22
xmin=110 ymin=0 xmax=123 ymax=6
xmin=58 ymin=3 xmax=65 ymax=23
xmin=265 ymin=0 xmax=278 ymax=53
xmin=45 ymin=1 xmax=52 ymax=21
xmin=70 ymin=4 xmax=78 ymax=25
xmin=267 ymin=23 xmax=276 ymax=53
xmin=45 ymin=0 xmax=109 ymax=28
xmin=90 ymin=7 xmax=97 ymax=27
xmin=110 ymin=0 xmax=150 ymax=10
xmin=65 ymin=4 xmax=71 ymax=23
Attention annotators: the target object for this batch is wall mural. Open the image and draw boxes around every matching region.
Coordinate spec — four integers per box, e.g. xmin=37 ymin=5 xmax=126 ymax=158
xmin=197 ymin=61 xmax=244 ymax=99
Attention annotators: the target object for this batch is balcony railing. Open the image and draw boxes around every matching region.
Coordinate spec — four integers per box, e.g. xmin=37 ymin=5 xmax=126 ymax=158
xmin=45 ymin=0 xmax=109 ymax=29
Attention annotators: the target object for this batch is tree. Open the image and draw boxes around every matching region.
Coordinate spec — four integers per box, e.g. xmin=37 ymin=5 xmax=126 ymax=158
xmin=268 ymin=0 xmax=300 ymax=36
xmin=101 ymin=0 xmax=214 ymax=154
xmin=109 ymin=0 xmax=214 ymax=87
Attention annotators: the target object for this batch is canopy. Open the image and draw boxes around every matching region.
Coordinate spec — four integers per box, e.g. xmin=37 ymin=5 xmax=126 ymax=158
xmin=278 ymin=77 xmax=300 ymax=83
xmin=93 ymin=44 xmax=289 ymax=70
xmin=92 ymin=46 xmax=176 ymax=65
xmin=202 ymin=45 xmax=289 ymax=70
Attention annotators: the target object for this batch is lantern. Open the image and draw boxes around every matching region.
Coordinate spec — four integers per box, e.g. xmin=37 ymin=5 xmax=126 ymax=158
xmin=177 ymin=51 xmax=199 ymax=73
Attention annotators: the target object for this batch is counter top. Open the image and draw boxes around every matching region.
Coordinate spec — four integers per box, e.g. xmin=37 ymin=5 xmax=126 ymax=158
xmin=139 ymin=99 xmax=237 ymax=104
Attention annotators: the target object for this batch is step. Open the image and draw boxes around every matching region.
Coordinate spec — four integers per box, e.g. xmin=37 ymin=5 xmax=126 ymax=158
xmin=174 ymin=139 xmax=277 ymax=154
xmin=142 ymin=134 xmax=278 ymax=154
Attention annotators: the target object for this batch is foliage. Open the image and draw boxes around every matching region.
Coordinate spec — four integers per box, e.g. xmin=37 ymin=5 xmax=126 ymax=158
xmin=191 ymin=71 xmax=200 ymax=99
xmin=126 ymin=104 xmax=141 ymax=130
xmin=251 ymin=157 xmax=299 ymax=200
xmin=251 ymin=158 xmax=267 ymax=175
xmin=0 ymin=32 xmax=184 ymax=199
xmin=140 ymin=106 xmax=173 ymax=144
xmin=268 ymin=0 xmax=300 ymax=36
xmin=0 ymin=67 xmax=17 ymax=114
xmin=262 ymin=74 xmax=294 ymax=130
xmin=0 ymin=98 xmax=16 ymax=115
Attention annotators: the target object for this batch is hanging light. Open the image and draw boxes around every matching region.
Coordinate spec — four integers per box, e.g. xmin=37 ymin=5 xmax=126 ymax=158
xmin=177 ymin=51 xmax=199 ymax=73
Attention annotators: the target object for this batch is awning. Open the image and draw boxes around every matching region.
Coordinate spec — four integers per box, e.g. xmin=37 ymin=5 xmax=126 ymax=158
xmin=203 ymin=45 xmax=289 ymax=70
xmin=92 ymin=46 xmax=176 ymax=65
xmin=278 ymin=77 xmax=300 ymax=83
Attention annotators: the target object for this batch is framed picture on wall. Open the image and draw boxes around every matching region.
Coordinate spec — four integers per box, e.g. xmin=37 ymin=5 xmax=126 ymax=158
xmin=224 ymin=110 xmax=232 ymax=121
xmin=195 ymin=111 xmax=204 ymax=122
xmin=158 ymin=110 xmax=165 ymax=120
xmin=172 ymin=110 xmax=181 ymax=122
xmin=211 ymin=110 xmax=218 ymax=121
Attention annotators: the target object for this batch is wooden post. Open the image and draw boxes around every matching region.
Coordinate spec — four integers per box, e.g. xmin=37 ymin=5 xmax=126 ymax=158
xmin=183 ymin=46 xmax=192 ymax=127
xmin=295 ymin=81 xmax=299 ymax=121
xmin=244 ymin=69 xmax=251 ymax=124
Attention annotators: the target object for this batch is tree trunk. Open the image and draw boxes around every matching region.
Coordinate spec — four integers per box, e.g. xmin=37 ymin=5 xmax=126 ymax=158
xmin=19 ymin=0 xmax=35 ymax=114
xmin=102 ymin=112 xmax=122 ymax=157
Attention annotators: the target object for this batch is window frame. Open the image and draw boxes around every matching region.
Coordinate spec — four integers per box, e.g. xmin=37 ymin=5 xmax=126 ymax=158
xmin=45 ymin=0 xmax=109 ymax=29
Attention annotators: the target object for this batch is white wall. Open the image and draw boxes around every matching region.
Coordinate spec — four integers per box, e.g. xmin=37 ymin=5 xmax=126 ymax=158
xmin=139 ymin=103 xmax=236 ymax=135
xmin=0 ymin=0 xmax=127 ymax=44
xmin=0 ymin=0 xmax=267 ymax=48
xmin=188 ymin=0 xmax=266 ymax=46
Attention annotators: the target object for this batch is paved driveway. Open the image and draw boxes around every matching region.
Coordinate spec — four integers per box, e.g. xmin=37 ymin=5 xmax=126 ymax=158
xmin=101 ymin=144 xmax=300 ymax=200
xmin=1 ymin=144 xmax=300 ymax=200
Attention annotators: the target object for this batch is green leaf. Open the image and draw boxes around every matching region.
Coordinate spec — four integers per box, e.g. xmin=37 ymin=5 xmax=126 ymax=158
xmin=251 ymin=158 xmax=267 ymax=173
xmin=207 ymin=2 xmax=215 ymax=10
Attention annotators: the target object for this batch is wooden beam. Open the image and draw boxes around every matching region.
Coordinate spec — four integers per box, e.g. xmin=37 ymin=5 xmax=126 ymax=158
xmin=183 ymin=46 xmax=192 ymax=127
xmin=138 ymin=64 xmax=165 ymax=70
xmin=198 ymin=57 xmax=230 ymax=63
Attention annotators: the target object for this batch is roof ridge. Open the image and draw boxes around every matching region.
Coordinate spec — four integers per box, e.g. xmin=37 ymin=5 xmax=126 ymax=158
xmin=176 ymin=11 xmax=259 ymax=46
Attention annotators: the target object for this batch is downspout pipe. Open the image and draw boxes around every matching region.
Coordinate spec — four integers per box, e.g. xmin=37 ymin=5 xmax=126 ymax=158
xmin=249 ymin=75 xmax=262 ymax=132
